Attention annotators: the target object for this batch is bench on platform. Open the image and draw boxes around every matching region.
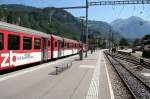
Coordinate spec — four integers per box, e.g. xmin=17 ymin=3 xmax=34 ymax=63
xmin=54 ymin=60 xmax=73 ymax=75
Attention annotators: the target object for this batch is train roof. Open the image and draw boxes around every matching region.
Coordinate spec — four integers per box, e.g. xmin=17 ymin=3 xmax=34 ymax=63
xmin=0 ymin=21 xmax=49 ymax=38
xmin=51 ymin=35 xmax=63 ymax=40
xmin=63 ymin=37 xmax=79 ymax=43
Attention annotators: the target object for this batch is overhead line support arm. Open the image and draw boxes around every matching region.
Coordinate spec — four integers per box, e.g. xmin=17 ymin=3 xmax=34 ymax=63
xmin=89 ymin=0 xmax=150 ymax=6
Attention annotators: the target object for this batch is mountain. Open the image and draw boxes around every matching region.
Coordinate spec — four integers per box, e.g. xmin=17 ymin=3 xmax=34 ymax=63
xmin=88 ymin=20 xmax=120 ymax=39
xmin=0 ymin=4 xmax=115 ymax=41
xmin=111 ymin=16 xmax=150 ymax=38
xmin=0 ymin=4 xmax=37 ymax=12
xmin=88 ymin=20 xmax=110 ymax=36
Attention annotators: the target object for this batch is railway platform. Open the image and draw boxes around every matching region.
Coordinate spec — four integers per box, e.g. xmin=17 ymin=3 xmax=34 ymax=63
xmin=0 ymin=50 xmax=114 ymax=99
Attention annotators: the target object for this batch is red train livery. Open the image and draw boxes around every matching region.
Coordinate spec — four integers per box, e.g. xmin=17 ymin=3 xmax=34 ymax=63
xmin=0 ymin=21 xmax=85 ymax=71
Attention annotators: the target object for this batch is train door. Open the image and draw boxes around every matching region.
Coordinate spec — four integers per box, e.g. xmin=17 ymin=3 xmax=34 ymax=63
xmin=58 ymin=40 xmax=62 ymax=57
xmin=42 ymin=38 xmax=48 ymax=62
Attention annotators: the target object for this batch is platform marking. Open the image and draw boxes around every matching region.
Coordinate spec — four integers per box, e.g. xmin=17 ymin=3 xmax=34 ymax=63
xmin=103 ymin=53 xmax=115 ymax=99
xmin=80 ymin=65 xmax=95 ymax=69
xmin=141 ymin=73 xmax=150 ymax=77
xmin=0 ymin=55 xmax=78 ymax=82
xmin=86 ymin=51 xmax=101 ymax=99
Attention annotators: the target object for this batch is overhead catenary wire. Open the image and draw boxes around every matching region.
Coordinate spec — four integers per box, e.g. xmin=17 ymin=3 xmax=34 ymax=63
xmin=112 ymin=5 xmax=117 ymax=20
xmin=117 ymin=5 xmax=125 ymax=18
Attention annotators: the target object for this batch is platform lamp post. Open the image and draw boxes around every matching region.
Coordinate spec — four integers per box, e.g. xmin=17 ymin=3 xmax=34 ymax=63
xmin=109 ymin=27 xmax=114 ymax=51
xmin=79 ymin=16 xmax=85 ymax=42
xmin=109 ymin=28 xmax=111 ymax=51
xmin=79 ymin=16 xmax=86 ymax=60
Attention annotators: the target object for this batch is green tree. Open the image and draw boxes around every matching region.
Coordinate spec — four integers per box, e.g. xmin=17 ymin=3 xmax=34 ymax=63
xmin=119 ymin=38 xmax=129 ymax=46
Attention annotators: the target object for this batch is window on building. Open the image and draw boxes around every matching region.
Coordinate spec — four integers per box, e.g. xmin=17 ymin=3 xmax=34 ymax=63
xmin=0 ymin=33 xmax=4 ymax=50
xmin=23 ymin=37 xmax=32 ymax=50
xmin=34 ymin=38 xmax=41 ymax=49
xmin=8 ymin=34 xmax=20 ymax=50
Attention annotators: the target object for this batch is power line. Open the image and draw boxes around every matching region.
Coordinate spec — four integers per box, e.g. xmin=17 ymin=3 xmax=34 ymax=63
xmin=57 ymin=6 xmax=86 ymax=9
xmin=117 ymin=5 xmax=124 ymax=18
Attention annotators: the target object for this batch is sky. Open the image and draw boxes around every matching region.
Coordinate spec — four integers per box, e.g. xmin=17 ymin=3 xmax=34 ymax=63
xmin=1 ymin=0 xmax=150 ymax=23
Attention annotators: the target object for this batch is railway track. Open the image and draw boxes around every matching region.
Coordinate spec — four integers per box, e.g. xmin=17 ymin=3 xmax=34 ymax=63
xmin=109 ymin=52 xmax=150 ymax=69
xmin=104 ymin=52 xmax=150 ymax=99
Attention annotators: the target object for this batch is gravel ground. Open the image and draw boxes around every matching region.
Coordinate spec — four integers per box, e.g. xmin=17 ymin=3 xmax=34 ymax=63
xmin=110 ymin=52 xmax=150 ymax=86
xmin=116 ymin=58 xmax=150 ymax=87
xmin=110 ymin=56 xmax=150 ymax=99
xmin=104 ymin=55 xmax=132 ymax=99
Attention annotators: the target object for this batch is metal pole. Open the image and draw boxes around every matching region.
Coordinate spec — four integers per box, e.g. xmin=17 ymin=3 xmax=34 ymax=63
xmin=79 ymin=18 xmax=83 ymax=60
xmin=109 ymin=28 xmax=111 ymax=51
xmin=112 ymin=30 xmax=114 ymax=48
xmin=85 ymin=0 xmax=88 ymax=57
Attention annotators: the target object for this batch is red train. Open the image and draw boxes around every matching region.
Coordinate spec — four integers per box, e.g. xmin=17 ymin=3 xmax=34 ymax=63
xmin=0 ymin=21 xmax=86 ymax=71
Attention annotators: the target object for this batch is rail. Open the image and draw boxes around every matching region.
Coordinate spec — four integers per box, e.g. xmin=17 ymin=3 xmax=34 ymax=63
xmin=104 ymin=51 xmax=150 ymax=99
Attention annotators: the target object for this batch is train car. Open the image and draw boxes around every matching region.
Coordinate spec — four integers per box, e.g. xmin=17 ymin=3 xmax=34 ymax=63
xmin=0 ymin=21 xmax=84 ymax=71
xmin=0 ymin=21 xmax=50 ymax=70
xmin=143 ymin=35 xmax=150 ymax=58
xmin=72 ymin=41 xmax=79 ymax=54
xmin=63 ymin=38 xmax=79 ymax=56
xmin=51 ymin=36 xmax=80 ymax=58
xmin=51 ymin=35 xmax=64 ymax=58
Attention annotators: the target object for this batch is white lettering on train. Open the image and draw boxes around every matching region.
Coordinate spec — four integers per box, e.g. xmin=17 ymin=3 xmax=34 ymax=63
xmin=1 ymin=53 xmax=9 ymax=67
xmin=1 ymin=51 xmax=16 ymax=67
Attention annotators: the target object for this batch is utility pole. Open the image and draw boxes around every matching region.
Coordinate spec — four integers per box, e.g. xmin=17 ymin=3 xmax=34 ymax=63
xmin=79 ymin=16 xmax=85 ymax=60
xmin=109 ymin=28 xmax=111 ymax=51
xmin=85 ymin=0 xmax=89 ymax=57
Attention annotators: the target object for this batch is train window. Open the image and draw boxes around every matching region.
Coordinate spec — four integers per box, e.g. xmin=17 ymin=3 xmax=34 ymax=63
xmin=23 ymin=37 xmax=32 ymax=50
xmin=64 ymin=43 xmax=66 ymax=48
xmin=48 ymin=41 xmax=51 ymax=47
xmin=55 ymin=41 xmax=57 ymax=47
xmin=0 ymin=33 xmax=4 ymax=50
xmin=34 ymin=38 xmax=41 ymax=49
xmin=8 ymin=34 xmax=20 ymax=50
xmin=67 ymin=43 xmax=69 ymax=48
